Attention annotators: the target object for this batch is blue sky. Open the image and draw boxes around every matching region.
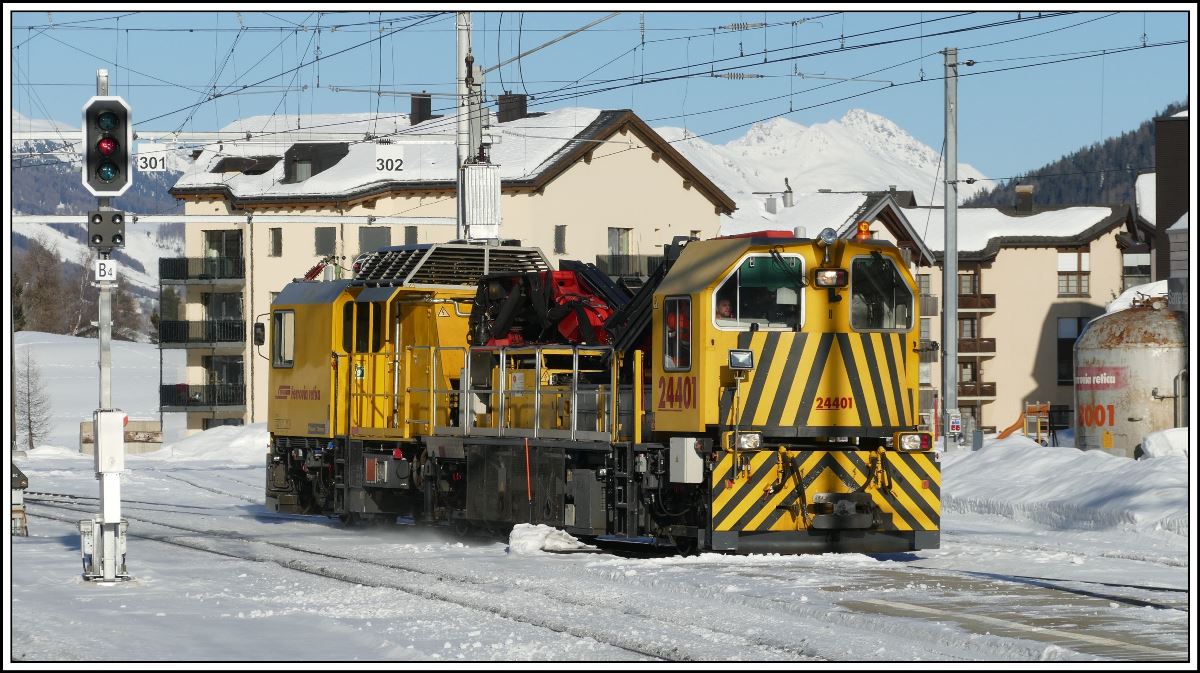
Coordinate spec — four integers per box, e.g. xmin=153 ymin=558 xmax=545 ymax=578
xmin=6 ymin=8 xmax=1194 ymax=180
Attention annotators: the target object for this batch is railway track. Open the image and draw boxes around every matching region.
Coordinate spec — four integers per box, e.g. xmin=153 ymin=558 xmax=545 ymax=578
xmin=21 ymin=484 xmax=1187 ymax=662
xmin=23 ymin=497 xmax=821 ymax=662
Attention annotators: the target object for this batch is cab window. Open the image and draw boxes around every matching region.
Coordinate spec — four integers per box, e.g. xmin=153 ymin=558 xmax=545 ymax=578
xmin=850 ymin=254 xmax=913 ymax=331
xmin=713 ymin=253 xmax=804 ymax=330
xmin=663 ymin=296 xmax=691 ymax=371
xmin=272 ymin=310 xmax=295 ymax=367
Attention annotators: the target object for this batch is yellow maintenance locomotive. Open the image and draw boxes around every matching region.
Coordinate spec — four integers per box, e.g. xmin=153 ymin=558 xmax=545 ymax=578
xmin=264 ymin=228 xmax=939 ymax=554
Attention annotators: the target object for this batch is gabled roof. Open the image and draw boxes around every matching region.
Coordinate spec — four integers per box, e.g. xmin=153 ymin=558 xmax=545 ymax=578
xmin=170 ymin=108 xmax=735 ymax=214
xmin=902 ymin=204 xmax=1142 ymax=261
xmin=836 ymin=192 xmax=935 ymax=266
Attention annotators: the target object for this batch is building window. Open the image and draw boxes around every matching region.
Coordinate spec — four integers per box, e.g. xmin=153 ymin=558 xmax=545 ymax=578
xmin=204 ymin=229 xmax=242 ymax=259
xmin=958 ymin=361 xmax=977 ymax=383
xmin=920 ymin=317 xmax=932 ymax=341
xmin=315 ymin=227 xmax=336 ymax=256
xmin=1057 ymin=247 xmax=1090 ymax=296
xmin=203 ymin=417 xmax=245 ymax=430
xmin=405 ymin=226 xmax=418 ymax=246
xmin=202 ymin=355 xmax=244 ymax=385
xmin=1057 ymin=317 xmax=1090 ymax=384
xmin=916 ymin=273 xmax=931 ymax=296
xmin=959 ymin=316 xmax=977 ymax=339
xmin=689 ymin=229 xmax=702 ymax=240
xmin=269 ymin=228 xmax=282 ymax=257
xmin=663 ymin=296 xmax=691 ymax=370
xmin=359 ymin=226 xmax=391 ymax=254
xmin=202 ymin=292 xmax=242 ymax=321
xmin=273 ymin=310 xmax=295 ymax=368
xmin=608 ymin=227 xmax=631 ymax=256
xmin=1122 ymin=251 xmax=1152 ymax=291
xmin=554 ymin=225 xmax=567 ymax=254
xmin=957 ymin=272 xmax=978 ymax=296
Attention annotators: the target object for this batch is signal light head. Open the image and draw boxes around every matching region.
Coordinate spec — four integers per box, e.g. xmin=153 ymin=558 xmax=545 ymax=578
xmin=97 ymin=110 xmax=120 ymax=131
xmin=97 ymin=161 xmax=119 ymax=183
xmin=97 ymin=136 xmax=118 ymax=156
xmin=82 ymin=96 xmax=132 ymax=197
xmin=91 ymin=234 xmax=105 ymax=246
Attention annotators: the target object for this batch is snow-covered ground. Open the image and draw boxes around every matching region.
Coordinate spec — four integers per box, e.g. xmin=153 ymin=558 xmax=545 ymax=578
xmin=5 ymin=336 xmax=1194 ymax=663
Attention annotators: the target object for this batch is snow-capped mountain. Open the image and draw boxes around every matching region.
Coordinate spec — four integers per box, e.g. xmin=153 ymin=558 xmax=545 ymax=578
xmin=656 ymin=108 xmax=989 ymax=231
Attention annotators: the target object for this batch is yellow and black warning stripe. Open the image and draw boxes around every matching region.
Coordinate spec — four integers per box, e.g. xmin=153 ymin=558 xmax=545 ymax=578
xmin=719 ymin=332 xmax=915 ymax=433
xmin=709 ymin=449 xmax=940 ymax=534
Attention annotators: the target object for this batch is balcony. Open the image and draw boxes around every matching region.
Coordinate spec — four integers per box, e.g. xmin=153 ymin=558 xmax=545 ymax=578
xmin=957 ymin=381 xmax=996 ymax=400
xmin=160 ymin=384 xmax=246 ymax=412
xmin=595 ymin=254 xmax=664 ymax=277
xmin=957 ymin=337 xmax=996 ymax=356
xmin=159 ymin=257 xmax=245 ymax=285
xmin=159 ymin=320 xmax=246 ymax=349
xmin=958 ymin=294 xmax=996 ymax=312
xmin=918 ymin=338 xmax=939 ymax=364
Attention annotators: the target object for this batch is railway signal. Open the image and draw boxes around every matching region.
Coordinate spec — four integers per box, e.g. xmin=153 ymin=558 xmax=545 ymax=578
xmin=82 ymin=96 xmax=133 ymax=197
xmin=87 ymin=210 xmax=125 ymax=252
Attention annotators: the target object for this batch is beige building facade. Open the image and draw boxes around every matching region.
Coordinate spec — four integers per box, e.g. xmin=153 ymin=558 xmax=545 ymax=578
xmin=902 ymin=203 xmax=1150 ymax=435
xmin=160 ymin=107 xmax=734 ymax=432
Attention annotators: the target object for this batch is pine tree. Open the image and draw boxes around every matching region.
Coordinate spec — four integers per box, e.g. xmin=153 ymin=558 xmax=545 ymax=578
xmin=15 ymin=350 xmax=53 ymax=452
xmin=16 ymin=236 xmax=69 ymax=334
xmin=12 ymin=271 xmax=26 ymax=331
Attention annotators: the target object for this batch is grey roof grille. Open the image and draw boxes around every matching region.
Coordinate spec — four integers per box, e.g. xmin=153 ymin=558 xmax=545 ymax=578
xmin=352 ymin=243 xmax=551 ymax=288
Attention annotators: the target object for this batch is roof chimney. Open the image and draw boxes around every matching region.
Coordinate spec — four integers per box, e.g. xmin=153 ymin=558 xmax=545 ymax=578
xmin=410 ymin=92 xmax=432 ymax=126
xmin=1015 ymin=184 xmax=1034 ymax=212
xmin=497 ymin=92 xmax=528 ymax=123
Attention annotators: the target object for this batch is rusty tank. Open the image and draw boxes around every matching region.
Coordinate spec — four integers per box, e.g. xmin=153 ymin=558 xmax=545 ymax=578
xmin=1073 ymin=298 xmax=1188 ymax=458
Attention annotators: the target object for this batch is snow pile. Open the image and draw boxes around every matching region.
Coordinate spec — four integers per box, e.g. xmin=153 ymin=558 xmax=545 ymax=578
xmin=142 ymin=423 xmax=269 ymax=465
xmin=25 ymin=445 xmax=90 ymax=460
xmin=1139 ymin=427 xmax=1189 ymax=459
xmin=507 ymin=523 xmax=594 ymax=554
xmin=944 ymin=435 xmax=1188 ymax=536
xmin=1105 ymin=279 xmax=1168 ymax=314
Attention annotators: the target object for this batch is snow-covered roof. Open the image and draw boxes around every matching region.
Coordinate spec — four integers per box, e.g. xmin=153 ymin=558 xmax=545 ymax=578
xmin=1172 ymin=109 xmax=1189 ymax=118
xmin=174 ymin=108 xmax=607 ymax=198
xmin=1135 ymin=172 xmax=1156 ymax=226
xmin=172 ymin=107 xmax=736 ymax=213
xmin=1167 ymin=213 xmax=1188 ymax=232
xmin=720 ymin=192 xmax=866 ymax=235
xmin=900 ymin=205 xmax=1123 ymax=256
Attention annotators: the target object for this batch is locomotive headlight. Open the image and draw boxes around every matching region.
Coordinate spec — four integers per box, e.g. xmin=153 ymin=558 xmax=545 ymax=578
xmin=736 ymin=432 xmax=763 ymax=450
xmin=894 ymin=432 xmax=932 ymax=451
xmin=814 ymin=268 xmax=848 ymax=287
xmin=817 ymin=227 xmax=838 ymax=247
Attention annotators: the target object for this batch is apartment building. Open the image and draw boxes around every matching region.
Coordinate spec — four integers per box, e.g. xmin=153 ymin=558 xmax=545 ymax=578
xmin=903 ymin=193 xmax=1152 ymax=434
xmin=159 ymin=102 xmax=735 ymax=432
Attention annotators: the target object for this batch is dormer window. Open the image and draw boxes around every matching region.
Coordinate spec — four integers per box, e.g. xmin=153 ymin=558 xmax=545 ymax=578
xmin=211 ymin=156 xmax=280 ymax=175
xmin=283 ymin=143 xmax=349 ymax=183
